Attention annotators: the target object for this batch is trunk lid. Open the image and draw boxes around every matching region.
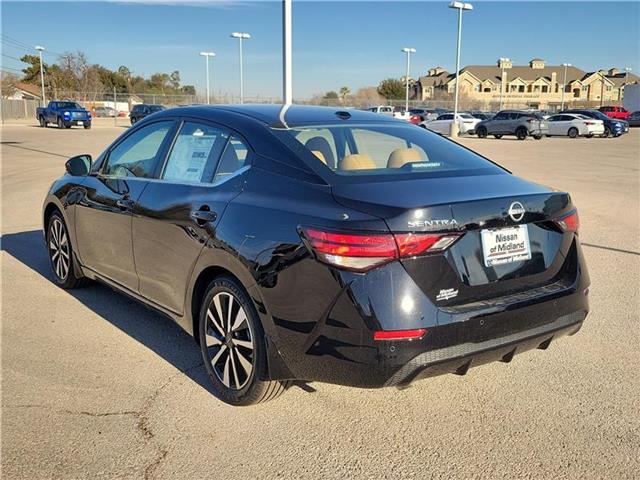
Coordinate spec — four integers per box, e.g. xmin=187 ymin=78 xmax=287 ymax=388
xmin=332 ymin=173 xmax=576 ymax=306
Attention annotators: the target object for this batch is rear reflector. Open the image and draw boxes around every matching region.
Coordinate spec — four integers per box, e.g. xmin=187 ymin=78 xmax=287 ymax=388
xmin=374 ymin=328 xmax=426 ymax=341
xmin=302 ymin=227 xmax=463 ymax=272
xmin=555 ymin=210 xmax=580 ymax=233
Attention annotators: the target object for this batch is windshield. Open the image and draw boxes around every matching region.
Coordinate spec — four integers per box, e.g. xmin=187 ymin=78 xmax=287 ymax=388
xmin=591 ymin=111 xmax=610 ymax=121
xmin=273 ymin=123 xmax=505 ymax=180
xmin=57 ymin=102 xmax=81 ymax=109
xmin=149 ymin=105 xmax=165 ymax=112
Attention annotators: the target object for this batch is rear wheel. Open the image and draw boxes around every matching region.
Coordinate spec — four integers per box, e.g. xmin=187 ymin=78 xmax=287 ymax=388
xmin=47 ymin=212 xmax=87 ymax=289
xmin=199 ymin=276 xmax=290 ymax=406
xmin=516 ymin=127 xmax=527 ymax=140
xmin=493 ymin=134 xmax=502 ymax=139
xmin=476 ymin=126 xmax=487 ymax=138
xmin=39 ymin=115 xmax=46 ymax=127
xmin=568 ymin=127 xmax=579 ymax=138
xmin=602 ymin=126 xmax=611 ymax=138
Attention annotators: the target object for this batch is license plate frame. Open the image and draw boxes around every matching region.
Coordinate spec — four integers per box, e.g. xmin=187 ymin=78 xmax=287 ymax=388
xmin=76 ymin=121 xmax=83 ymax=126
xmin=481 ymin=225 xmax=531 ymax=268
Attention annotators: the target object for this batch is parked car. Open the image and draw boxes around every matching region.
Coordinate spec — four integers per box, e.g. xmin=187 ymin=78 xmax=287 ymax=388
xmin=560 ymin=109 xmax=629 ymax=137
xmin=475 ymin=110 xmax=548 ymax=140
xmin=420 ymin=112 xmax=480 ymax=135
xmin=365 ymin=105 xmax=394 ymax=116
xmin=408 ymin=108 xmax=438 ymax=122
xmin=598 ymin=105 xmax=631 ymax=120
xmin=36 ymin=101 xmax=92 ymax=129
xmin=43 ymin=105 xmax=589 ymax=406
xmin=392 ymin=106 xmax=411 ymax=121
xmin=129 ymin=104 xmax=166 ymax=124
xmin=469 ymin=112 xmax=494 ymax=121
xmin=545 ymin=113 xmax=605 ymax=138
xmin=625 ymin=111 xmax=640 ymax=127
xmin=94 ymin=106 xmax=117 ymax=117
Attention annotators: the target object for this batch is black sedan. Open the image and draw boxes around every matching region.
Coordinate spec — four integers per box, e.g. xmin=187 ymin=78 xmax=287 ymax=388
xmin=43 ymin=105 xmax=590 ymax=406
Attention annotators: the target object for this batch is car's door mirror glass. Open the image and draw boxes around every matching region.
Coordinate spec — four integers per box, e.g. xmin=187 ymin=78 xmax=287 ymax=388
xmin=65 ymin=154 xmax=92 ymax=176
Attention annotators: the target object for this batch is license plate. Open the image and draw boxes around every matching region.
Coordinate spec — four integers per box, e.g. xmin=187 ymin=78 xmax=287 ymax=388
xmin=481 ymin=225 xmax=531 ymax=267
xmin=77 ymin=121 xmax=83 ymax=126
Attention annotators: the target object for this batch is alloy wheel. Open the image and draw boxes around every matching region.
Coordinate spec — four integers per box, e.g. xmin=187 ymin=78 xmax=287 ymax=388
xmin=49 ymin=218 xmax=70 ymax=280
xmin=205 ymin=292 xmax=255 ymax=390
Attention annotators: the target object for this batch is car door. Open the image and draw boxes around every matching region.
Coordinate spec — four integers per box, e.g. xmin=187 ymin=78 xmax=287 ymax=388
xmin=132 ymin=119 xmax=251 ymax=314
xmin=547 ymin=115 xmax=561 ymax=135
xmin=47 ymin=102 xmax=57 ymax=123
xmin=488 ymin=111 xmax=507 ymax=134
xmin=74 ymin=120 xmax=177 ymax=291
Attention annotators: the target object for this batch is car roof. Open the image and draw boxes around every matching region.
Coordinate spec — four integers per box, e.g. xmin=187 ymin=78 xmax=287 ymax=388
xmin=151 ymin=104 xmax=402 ymax=127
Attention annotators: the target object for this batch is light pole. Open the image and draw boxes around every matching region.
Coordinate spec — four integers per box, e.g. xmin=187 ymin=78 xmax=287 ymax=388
xmin=448 ymin=1 xmax=473 ymax=137
xmin=283 ymin=0 xmax=292 ymax=104
xmin=35 ymin=45 xmax=45 ymax=105
xmin=560 ymin=62 xmax=571 ymax=111
xmin=623 ymin=67 xmax=632 ymax=100
xmin=199 ymin=52 xmax=215 ymax=104
xmin=499 ymin=57 xmax=510 ymax=110
xmin=231 ymin=32 xmax=251 ymax=103
xmin=402 ymin=47 xmax=416 ymax=112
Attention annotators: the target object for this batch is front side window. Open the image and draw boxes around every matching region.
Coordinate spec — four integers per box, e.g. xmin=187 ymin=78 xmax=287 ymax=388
xmin=104 ymin=121 xmax=173 ymax=178
xmin=162 ymin=122 xmax=229 ymax=183
xmin=273 ymin=123 xmax=504 ymax=179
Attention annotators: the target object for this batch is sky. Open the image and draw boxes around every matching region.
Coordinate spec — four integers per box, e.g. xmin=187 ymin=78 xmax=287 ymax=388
xmin=1 ymin=1 xmax=639 ymax=100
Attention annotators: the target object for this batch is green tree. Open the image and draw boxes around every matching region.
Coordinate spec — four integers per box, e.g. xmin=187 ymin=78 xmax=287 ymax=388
xmin=19 ymin=54 xmax=47 ymax=84
xmin=377 ymin=78 xmax=404 ymax=100
xmin=323 ymin=90 xmax=339 ymax=99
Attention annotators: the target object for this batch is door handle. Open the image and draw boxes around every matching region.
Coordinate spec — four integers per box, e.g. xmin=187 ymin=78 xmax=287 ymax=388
xmin=190 ymin=209 xmax=217 ymax=225
xmin=116 ymin=198 xmax=135 ymax=210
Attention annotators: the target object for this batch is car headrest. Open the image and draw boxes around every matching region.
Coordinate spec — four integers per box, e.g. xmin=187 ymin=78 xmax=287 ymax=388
xmin=341 ymin=153 xmax=376 ymax=171
xmin=305 ymin=137 xmax=335 ymax=167
xmin=311 ymin=150 xmax=327 ymax=165
xmin=387 ymin=148 xmax=423 ymax=169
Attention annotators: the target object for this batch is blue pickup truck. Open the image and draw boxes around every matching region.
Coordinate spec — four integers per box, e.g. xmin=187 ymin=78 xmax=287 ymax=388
xmin=36 ymin=101 xmax=92 ymax=129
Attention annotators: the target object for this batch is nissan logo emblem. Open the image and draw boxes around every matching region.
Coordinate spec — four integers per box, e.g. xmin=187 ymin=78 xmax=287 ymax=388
xmin=508 ymin=201 xmax=525 ymax=222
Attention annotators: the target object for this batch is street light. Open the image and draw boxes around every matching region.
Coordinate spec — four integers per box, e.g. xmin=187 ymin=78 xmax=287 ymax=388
xmin=230 ymin=32 xmax=251 ymax=103
xmin=199 ymin=52 xmax=215 ymax=104
xmin=623 ymin=67 xmax=632 ymax=100
xmin=401 ymin=47 xmax=416 ymax=112
xmin=35 ymin=45 xmax=45 ymax=105
xmin=499 ymin=57 xmax=510 ymax=110
xmin=448 ymin=1 xmax=473 ymax=137
xmin=560 ymin=62 xmax=571 ymax=111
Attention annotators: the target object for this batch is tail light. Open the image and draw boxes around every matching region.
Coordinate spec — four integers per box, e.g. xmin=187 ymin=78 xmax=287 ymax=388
xmin=584 ymin=121 xmax=595 ymax=125
xmin=409 ymin=115 xmax=421 ymax=125
xmin=555 ymin=210 xmax=580 ymax=233
xmin=301 ymin=227 xmax=463 ymax=272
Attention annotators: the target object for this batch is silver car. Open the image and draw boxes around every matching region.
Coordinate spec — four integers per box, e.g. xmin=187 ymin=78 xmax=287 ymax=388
xmin=476 ymin=110 xmax=549 ymax=140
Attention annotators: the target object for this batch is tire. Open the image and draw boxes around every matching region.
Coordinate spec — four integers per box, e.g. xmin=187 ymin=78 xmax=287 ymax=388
xmin=493 ymin=134 xmax=502 ymax=139
xmin=602 ymin=126 xmax=610 ymax=138
xmin=47 ymin=211 xmax=88 ymax=289
xmin=39 ymin=115 xmax=46 ymax=127
xmin=546 ymin=135 xmax=552 ymax=137
xmin=568 ymin=127 xmax=579 ymax=138
xmin=130 ymin=117 xmax=136 ymax=125
xmin=533 ymin=135 xmax=543 ymax=140
xmin=84 ymin=123 xmax=92 ymax=130
xmin=199 ymin=276 xmax=290 ymax=406
xmin=515 ymin=127 xmax=527 ymax=140
xmin=57 ymin=117 xmax=65 ymax=129
xmin=476 ymin=126 xmax=487 ymax=138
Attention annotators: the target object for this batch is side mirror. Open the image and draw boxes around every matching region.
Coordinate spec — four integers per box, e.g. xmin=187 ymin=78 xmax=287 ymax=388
xmin=65 ymin=154 xmax=92 ymax=176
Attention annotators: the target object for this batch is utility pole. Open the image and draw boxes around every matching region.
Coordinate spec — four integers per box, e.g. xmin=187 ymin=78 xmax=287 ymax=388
xmin=448 ymin=2 xmax=473 ymax=137
xmin=200 ymin=52 xmax=216 ymax=104
xmin=560 ymin=62 xmax=571 ymax=111
xmin=499 ymin=57 xmax=510 ymax=110
xmin=231 ymin=32 xmax=251 ymax=103
xmin=35 ymin=45 xmax=46 ymax=105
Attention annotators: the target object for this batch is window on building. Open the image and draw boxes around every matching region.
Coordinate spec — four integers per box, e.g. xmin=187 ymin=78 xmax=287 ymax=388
xmin=527 ymin=85 xmax=533 ymax=93
xmin=483 ymin=87 xmax=492 ymax=93
xmin=518 ymin=85 xmax=525 ymax=93
xmin=555 ymin=84 xmax=559 ymax=93
xmin=533 ymin=85 xmax=540 ymax=92
xmin=606 ymin=85 xmax=612 ymax=91
xmin=542 ymin=85 xmax=548 ymax=93
xmin=582 ymin=85 xmax=588 ymax=92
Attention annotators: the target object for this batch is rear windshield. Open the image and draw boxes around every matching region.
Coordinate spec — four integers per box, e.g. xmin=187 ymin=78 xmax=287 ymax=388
xmin=272 ymin=123 xmax=505 ymax=181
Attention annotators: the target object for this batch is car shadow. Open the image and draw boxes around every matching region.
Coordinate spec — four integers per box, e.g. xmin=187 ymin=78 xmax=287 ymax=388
xmin=1 ymin=229 xmax=215 ymax=395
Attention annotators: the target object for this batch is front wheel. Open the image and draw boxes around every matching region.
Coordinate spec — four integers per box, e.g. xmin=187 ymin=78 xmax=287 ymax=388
xmin=84 ymin=123 xmax=92 ymax=130
xmin=568 ymin=127 xmax=579 ymax=138
xmin=47 ymin=212 xmax=87 ymax=289
xmin=586 ymin=134 xmax=594 ymax=138
xmin=199 ymin=276 xmax=290 ymax=406
xmin=515 ymin=127 xmax=527 ymax=140
xmin=533 ymin=135 xmax=543 ymax=140
xmin=476 ymin=126 xmax=487 ymax=138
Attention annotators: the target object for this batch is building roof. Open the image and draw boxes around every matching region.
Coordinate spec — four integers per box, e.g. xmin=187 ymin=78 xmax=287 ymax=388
xmin=605 ymin=72 xmax=640 ymax=87
xmin=417 ymin=70 xmax=450 ymax=87
xmin=460 ymin=65 xmax=586 ymax=83
xmin=14 ymin=82 xmax=42 ymax=98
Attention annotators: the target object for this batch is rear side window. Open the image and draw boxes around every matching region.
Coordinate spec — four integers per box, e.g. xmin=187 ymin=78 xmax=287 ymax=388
xmin=273 ymin=123 xmax=504 ymax=180
xmin=213 ymin=135 xmax=250 ymax=183
xmin=162 ymin=122 xmax=229 ymax=183
xmin=104 ymin=121 xmax=173 ymax=178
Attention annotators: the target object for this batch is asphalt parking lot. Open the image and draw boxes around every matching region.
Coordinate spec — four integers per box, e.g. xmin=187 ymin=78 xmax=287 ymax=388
xmin=2 ymin=120 xmax=639 ymax=479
